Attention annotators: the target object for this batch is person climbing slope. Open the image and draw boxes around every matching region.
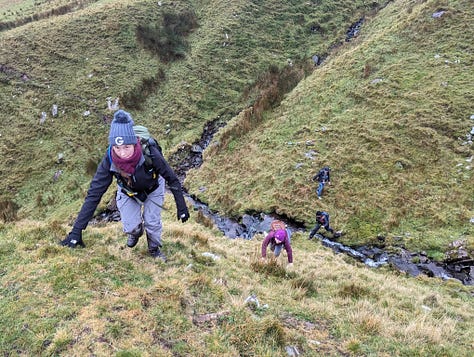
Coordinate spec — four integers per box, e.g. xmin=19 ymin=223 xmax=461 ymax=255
xmin=60 ymin=110 xmax=189 ymax=261
xmin=312 ymin=166 xmax=331 ymax=199
xmin=308 ymin=210 xmax=340 ymax=239
xmin=261 ymin=226 xmax=293 ymax=268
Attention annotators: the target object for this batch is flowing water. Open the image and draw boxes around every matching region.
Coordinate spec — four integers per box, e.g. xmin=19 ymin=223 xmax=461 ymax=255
xmin=93 ymin=116 xmax=473 ymax=286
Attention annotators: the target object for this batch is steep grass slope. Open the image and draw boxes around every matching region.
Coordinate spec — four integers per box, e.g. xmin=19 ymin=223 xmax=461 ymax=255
xmin=0 ymin=0 xmax=381 ymax=219
xmin=0 ymin=213 xmax=473 ymax=356
xmin=0 ymin=1 xmax=473 ymax=356
xmin=187 ymin=0 xmax=474 ymax=253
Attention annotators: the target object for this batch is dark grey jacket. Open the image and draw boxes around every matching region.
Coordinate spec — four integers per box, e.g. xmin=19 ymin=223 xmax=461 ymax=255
xmin=73 ymin=145 xmax=187 ymax=230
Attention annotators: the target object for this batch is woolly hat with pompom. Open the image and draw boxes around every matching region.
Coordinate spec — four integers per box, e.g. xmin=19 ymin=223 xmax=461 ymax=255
xmin=108 ymin=110 xmax=137 ymax=146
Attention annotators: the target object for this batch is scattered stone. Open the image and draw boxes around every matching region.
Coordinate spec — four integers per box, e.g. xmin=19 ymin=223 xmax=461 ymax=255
xmin=202 ymin=252 xmax=220 ymax=261
xmin=107 ymin=97 xmax=119 ymax=111
xmin=305 ymin=150 xmax=317 ymax=160
xmin=192 ymin=311 xmax=230 ymax=325
xmin=52 ymin=170 xmax=63 ymax=182
xmin=285 ymin=345 xmax=300 ymax=356
xmin=244 ymin=294 xmax=260 ymax=308
xmin=421 ymin=305 xmax=432 ymax=312
xmin=39 ymin=112 xmax=47 ymax=125
xmin=432 ymin=10 xmax=446 ymax=18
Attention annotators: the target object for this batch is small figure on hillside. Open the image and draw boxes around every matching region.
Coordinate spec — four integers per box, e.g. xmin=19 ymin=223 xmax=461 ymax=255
xmin=60 ymin=110 xmax=190 ymax=261
xmin=312 ymin=166 xmax=331 ymax=199
xmin=308 ymin=211 xmax=340 ymax=239
xmin=261 ymin=221 xmax=293 ymax=268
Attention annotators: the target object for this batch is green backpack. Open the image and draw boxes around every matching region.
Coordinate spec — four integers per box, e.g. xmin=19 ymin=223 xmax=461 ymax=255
xmin=133 ymin=125 xmax=163 ymax=170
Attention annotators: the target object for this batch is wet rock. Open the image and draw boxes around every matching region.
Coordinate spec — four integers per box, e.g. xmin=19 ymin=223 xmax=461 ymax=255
xmin=285 ymin=346 xmax=300 ymax=356
xmin=191 ymin=144 xmax=203 ymax=153
xmin=311 ymin=55 xmax=320 ymax=66
xmin=346 ymin=18 xmax=364 ymax=42
xmin=389 ymin=257 xmax=422 ymax=277
xmin=419 ymin=262 xmax=451 ymax=280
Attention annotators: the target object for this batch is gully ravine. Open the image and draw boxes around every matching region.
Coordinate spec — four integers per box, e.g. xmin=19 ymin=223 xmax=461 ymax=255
xmin=92 ymin=116 xmax=473 ymax=287
xmin=93 ymin=17 xmax=473 ymax=286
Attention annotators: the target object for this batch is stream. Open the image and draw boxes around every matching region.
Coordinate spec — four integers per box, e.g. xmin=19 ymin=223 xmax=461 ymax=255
xmin=186 ymin=194 xmax=473 ymax=286
xmin=92 ymin=115 xmax=473 ymax=286
xmin=92 ymin=19 xmax=473 ymax=286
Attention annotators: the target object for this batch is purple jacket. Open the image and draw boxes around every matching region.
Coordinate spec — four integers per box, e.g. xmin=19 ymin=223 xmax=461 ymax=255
xmin=261 ymin=230 xmax=293 ymax=263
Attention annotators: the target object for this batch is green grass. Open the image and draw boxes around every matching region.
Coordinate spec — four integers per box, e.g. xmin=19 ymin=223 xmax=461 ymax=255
xmin=0 ymin=0 xmax=473 ymax=354
xmin=0 ymin=217 xmax=473 ymax=355
xmin=186 ymin=0 xmax=474 ymax=254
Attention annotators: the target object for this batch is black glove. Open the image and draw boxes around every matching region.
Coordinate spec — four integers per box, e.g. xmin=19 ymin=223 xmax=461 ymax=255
xmin=177 ymin=207 xmax=190 ymax=223
xmin=60 ymin=227 xmax=85 ymax=248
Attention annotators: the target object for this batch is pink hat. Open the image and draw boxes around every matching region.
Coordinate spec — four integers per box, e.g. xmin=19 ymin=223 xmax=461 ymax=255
xmin=274 ymin=229 xmax=286 ymax=242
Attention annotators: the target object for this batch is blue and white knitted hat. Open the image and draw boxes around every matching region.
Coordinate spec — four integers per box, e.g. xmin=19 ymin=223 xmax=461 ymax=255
xmin=108 ymin=110 xmax=136 ymax=146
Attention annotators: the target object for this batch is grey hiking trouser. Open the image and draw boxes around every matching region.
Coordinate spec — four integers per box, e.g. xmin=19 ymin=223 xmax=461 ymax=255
xmin=116 ymin=176 xmax=165 ymax=250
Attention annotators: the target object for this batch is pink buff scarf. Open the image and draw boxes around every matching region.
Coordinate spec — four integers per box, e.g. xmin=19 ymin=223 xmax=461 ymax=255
xmin=111 ymin=141 xmax=142 ymax=175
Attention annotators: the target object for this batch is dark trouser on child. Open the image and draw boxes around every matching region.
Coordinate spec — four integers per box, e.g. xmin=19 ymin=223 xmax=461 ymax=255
xmin=316 ymin=182 xmax=325 ymax=199
xmin=309 ymin=222 xmax=341 ymax=239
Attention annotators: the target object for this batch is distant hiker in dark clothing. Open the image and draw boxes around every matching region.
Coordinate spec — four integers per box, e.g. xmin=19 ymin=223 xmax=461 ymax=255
xmin=308 ymin=211 xmax=339 ymax=239
xmin=312 ymin=166 xmax=331 ymax=199
xmin=60 ymin=110 xmax=190 ymax=261
xmin=261 ymin=229 xmax=293 ymax=267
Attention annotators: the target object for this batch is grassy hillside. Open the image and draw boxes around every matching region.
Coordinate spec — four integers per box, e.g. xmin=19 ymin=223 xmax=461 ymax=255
xmin=187 ymin=0 xmax=474 ymax=253
xmin=0 ymin=0 xmax=382 ymax=216
xmin=0 ymin=0 xmax=473 ymax=355
xmin=0 ymin=215 xmax=473 ymax=356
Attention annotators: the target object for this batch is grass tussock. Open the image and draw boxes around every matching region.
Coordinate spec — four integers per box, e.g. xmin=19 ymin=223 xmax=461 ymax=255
xmin=136 ymin=10 xmax=198 ymax=63
xmin=0 ymin=200 xmax=19 ymax=222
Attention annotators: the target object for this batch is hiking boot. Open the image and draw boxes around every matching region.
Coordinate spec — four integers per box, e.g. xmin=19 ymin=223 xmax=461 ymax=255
xmin=127 ymin=234 xmax=140 ymax=248
xmin=149 ymin=247 xmax=167 ymax=262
